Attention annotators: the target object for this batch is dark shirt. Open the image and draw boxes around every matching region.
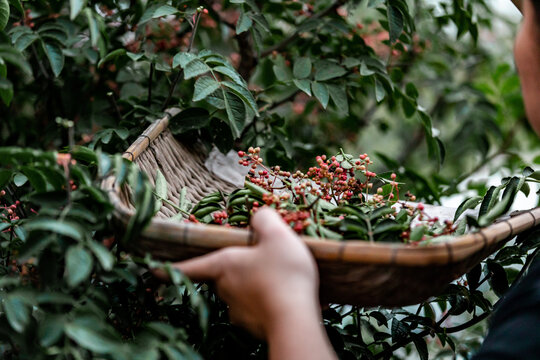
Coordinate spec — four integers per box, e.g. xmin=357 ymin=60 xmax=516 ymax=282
xmin=473 ymin=260 xmax=540 ymax=359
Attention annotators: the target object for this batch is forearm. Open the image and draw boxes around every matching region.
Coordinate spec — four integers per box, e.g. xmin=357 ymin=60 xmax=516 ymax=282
xmin=266 ymin=300 xmax=337 ymax=360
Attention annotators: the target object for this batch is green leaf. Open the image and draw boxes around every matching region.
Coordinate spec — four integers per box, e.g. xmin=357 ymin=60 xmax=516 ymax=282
xmin=479 ymin=177 xmax=520 ymax=227
xmin=405 ymin=82 xmax=419 ymax=98
xmin=38 ymin=315 xmax=65 ymax=347
xmin=413 ymin=338 xmax=429 ymax=360
xmin=13 ymin=172 xmax=28 ymax=186
xmin=391 ymin=318 xmax=408 ymax=342
xmin=466 ymin=264 xmax=482 ymax=291
xmin=360 ymin=62 xmax=375 ymax=76
xmin=172 ymin=52 xmax=197 ymax=68
xmin=479 ymin=185 xmax=498 ymax=217
xmin=122 ymin=170 xmax=154 ymax=245
xmin=222 ymin=90 xmax=247 ymax=139
xmin=42 ymin=41 xmax=65 ymax=77
xmin=272 ymin=60 xmax=292 ymax=82
xmin=84 ymin=8 xmax=100 ymax=47
xmin=0 ymin=0 xmax=9 ymax=31
xmin=3 ymin=294 xmax=30 ymax=333
xmin=193 ymin=76 xmax=220 ymax=102
xmin=21 ymin=166 xmax=47 ymax=192
xmin=0 ymin=58 xmax=5 ymax=77
xmin=327 ymin=84 xmax=349 ymax=114
xmin=374 ymin=78 xmax=385 ymax=102
xmin=487 ymin=262 xmax=509 ymax=297
xmin=126 ymin=52 xmax=144 ymax=61
xmin=36 ymin=292 xmax=75 ymax=305
xmin=13 ymin=32 xmax=39 ymax=52
xmin=386 ymin=3 xmax=404 ymax=43
xmin=8 ymin=0 xmax=23 ymax=15
xmin=373 ymin=219 xmax=404 ymax=235
xmin=98 ymin=49 xmax=126 ymax=68
xmin=311 ymin=81 xmax=329 ymax=109
xmin=86 ymin=241 xmax=114 ymax=271
xmin=314 ymin=61 xmax=346 ymax=81
xmin=0 ymin=169 xmax=11 ymax=188
xmin=0 ymin=45 xmax=32 ymax=75
xmin=402 ymin=96 xmax=416 ymax=117
xmin=293 ymin=79 xmax=311 ymax=96
xmin=0 ymin=78 xmax=13 ymax=106
xmin=184 ymin=59 xmax=211 ymax=79
xmin=454 ymin=196 xmax=483 ymax=222
xmin=520 ymin=181 xmax=531 ymax=197
xmin=65 ymin=245 xmax=94 ymax=287
xmin=25 ymin=218 xmax=85 ymax=241
xmin=138 ymin=4 xmax=179 ymax=25
xmin=98 ymin=150 xmax=112 ymax=176
xmin=65 ymin=323 xmax=120 ymax=354
xmin=169 ymin=108 xmax=211 ymax=134
xmin=72 ymin=146 xmax=98 ymax=164
xmin=293 ymin=57 xmax=312 ymax=79
xmin=155 ymin=169 xmax=167 ymax=199
xmin=221 ymin=80 xmax=259 ymax=115
xmin=70 ymin=0 xmax=87 ymax=19
xmin=236 ymin=10 xmax=253 ymax=34
xmin=409 ymin=225 xmax=426 ymax=241
xmin=523 ymin=166 xmax=535 ymax=177
xmin=213 ymin=65 xmax=245 ymax=86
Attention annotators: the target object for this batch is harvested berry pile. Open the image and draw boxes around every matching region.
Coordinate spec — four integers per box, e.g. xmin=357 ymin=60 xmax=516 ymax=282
xmin=170 ymin=147 xmax=458 ymax=244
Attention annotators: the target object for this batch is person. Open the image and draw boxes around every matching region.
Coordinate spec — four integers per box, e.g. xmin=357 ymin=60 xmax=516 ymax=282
xmin=159 ymin=1 xmax=540 ymax=358
xmin=473 ymin=1 xmax=540 ymax=357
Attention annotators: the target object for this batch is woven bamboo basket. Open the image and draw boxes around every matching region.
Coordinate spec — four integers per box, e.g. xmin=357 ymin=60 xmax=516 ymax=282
xmin=102 ymin=110 xmax=540 ymax=306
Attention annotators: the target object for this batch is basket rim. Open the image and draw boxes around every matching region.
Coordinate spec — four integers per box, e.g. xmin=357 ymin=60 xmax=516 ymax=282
xmin=102 ymin=110 xmax=540 ymax=267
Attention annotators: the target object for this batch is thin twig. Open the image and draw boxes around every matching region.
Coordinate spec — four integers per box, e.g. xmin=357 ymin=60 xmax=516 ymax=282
xmin=239 ymin=89 xmax=300 ymax=140
xmin=31 ymin=43 xmax=50 ymax=80
xmin=147 ymin=62 xmax=155 ymax=107
xmin=108 ymin=92 xmax=123 ymax=121
xmin=187 ymin=12 xmax=202 ymax=53
xmin=162 ymin=11 xmax=202 ymax=110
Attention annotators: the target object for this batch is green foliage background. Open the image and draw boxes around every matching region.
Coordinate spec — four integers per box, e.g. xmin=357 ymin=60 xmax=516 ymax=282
xmin=0 ymin=0 xmax=540 ymax=359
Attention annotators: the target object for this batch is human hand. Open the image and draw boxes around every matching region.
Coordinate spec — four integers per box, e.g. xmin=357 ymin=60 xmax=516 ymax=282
xmin=154 ymin=207 xmax=337 ymax=359
xmin=155 ymin=207 xmax=320 ymax=339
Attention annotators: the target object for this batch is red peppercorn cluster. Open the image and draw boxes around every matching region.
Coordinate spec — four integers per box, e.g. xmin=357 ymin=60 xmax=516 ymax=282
xmin=13 ymin=9 xmax=35 ymax=28
xmin=304 ymin=153 xmax=376 ymax=202
xmin=238 ymin=149 xmax=400 ymax=206
xmin=280 ymin=210 xmax=311 ymax=233
xmin=212 ymin=210 xmax=228 ymax=224
xmin=1 ymin=191 xmax=21 ymax=222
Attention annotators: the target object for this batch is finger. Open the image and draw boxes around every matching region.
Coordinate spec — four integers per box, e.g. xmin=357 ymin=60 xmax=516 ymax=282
xmin=251 ymin=207 xmax=297 ymax=244
xmin=169 ymin=251 xmax=225 ymax=282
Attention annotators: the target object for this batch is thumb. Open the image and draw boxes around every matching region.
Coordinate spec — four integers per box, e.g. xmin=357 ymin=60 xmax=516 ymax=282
xmin=250 ymin=207 xmax=297 ymax=244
